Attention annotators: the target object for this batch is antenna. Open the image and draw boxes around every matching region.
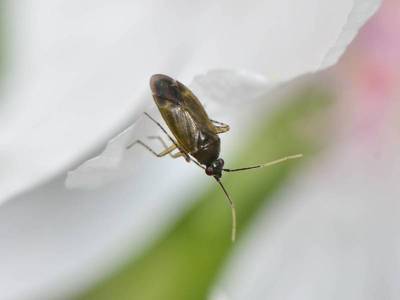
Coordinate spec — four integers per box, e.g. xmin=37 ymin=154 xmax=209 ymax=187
xmin=215 ymin=177 xmax=236 ymax=242
xmin=223 ymin=154 xmax=303 ymax=173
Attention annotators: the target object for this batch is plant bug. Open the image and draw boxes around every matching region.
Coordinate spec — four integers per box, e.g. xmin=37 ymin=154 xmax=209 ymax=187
xmin=127 ymin=74 xmax=302 ymax=241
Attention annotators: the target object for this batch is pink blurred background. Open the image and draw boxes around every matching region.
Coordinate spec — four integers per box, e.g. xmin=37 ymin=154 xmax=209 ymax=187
xmin=336 ymin=0 xmax=399 ymax=150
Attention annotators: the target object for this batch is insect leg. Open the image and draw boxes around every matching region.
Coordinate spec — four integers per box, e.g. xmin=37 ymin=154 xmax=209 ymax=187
xmin=143 ymin=112 xmax=193 ymax=162
xmin=144 ymin=112 xmax=180 ymax=148
xmin=170 ymin=151 xmax=185 ymax=158
xmin=147 ymin=136 xmax=186 ymax=159
xmin=147 ymin=135 xmax=173 ymax=149
xmin=223 ymin=154 xmax=303 ymax=172
xmin=210 ymin=119 xmax=229 ymax=127
xmin=215 ymin=126 xmax=230 ymax=134
xmin=127 ymin=140 xmax=176 ymax=157
xmin=210 ymin=119 xmax=230 ymax=134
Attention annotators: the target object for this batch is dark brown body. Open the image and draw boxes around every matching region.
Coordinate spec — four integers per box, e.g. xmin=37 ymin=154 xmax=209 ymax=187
xmin=150 ymin=74 xmax=220 ymax=166
xmin=140 ymin=74 xmax=301 ymax=241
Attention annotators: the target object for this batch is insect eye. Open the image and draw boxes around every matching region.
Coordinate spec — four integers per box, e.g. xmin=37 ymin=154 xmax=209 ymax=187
xmin=205 ymin=166 xmax=214 ymax=176
xmin=213 ymin=158 xmax=224 ymax=169
xmin=217 ymin=158 xmax=224 ymax=168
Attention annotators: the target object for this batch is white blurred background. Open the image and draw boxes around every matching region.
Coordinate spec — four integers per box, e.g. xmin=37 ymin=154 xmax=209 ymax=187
xmin=2 ymin=1 xmax=397 ymax=300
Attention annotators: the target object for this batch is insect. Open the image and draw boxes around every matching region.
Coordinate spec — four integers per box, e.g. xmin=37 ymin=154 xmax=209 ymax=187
xmin=127 ymin=74 xmax=302 ymax=241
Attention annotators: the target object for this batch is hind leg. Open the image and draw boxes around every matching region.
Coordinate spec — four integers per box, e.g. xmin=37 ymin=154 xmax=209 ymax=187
xmin=210 ymin=119 xmax=230 ymax=134
xmin=127 ymin=140 xmax=177 ymax=157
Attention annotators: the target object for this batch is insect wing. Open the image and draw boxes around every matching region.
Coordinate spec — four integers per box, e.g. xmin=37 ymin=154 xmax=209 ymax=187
xmin=152 ymin=79 xmax=217 ymax=154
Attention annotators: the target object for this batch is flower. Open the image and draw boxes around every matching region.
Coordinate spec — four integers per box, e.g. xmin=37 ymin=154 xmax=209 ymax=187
xmin=0 ymin=0 xmax=381 ymax=299
xmin=213 ymin=2 xmax=400 ymax=300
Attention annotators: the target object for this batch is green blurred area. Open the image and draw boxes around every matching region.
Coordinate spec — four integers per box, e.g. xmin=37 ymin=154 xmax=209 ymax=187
xmin=77 ymin=85 xmax=332 ymax=300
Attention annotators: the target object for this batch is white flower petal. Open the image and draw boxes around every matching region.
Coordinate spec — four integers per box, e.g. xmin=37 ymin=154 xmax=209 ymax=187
xmin=1 ymin=0 xmax=381 ymax=204
xmin=319 ymin=0 xmax=382 ymax=69
xmin=0 ymin=1 xmax=382 ymax=299
xmin=65 ymin=115 xmax=148 ymax=190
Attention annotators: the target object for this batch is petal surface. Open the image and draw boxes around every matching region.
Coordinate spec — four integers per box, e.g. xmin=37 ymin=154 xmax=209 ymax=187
xmin=0 ymin=0 xmax=382 ymax=299
xmin=1 ymin=0 xmax=380 ymax=203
